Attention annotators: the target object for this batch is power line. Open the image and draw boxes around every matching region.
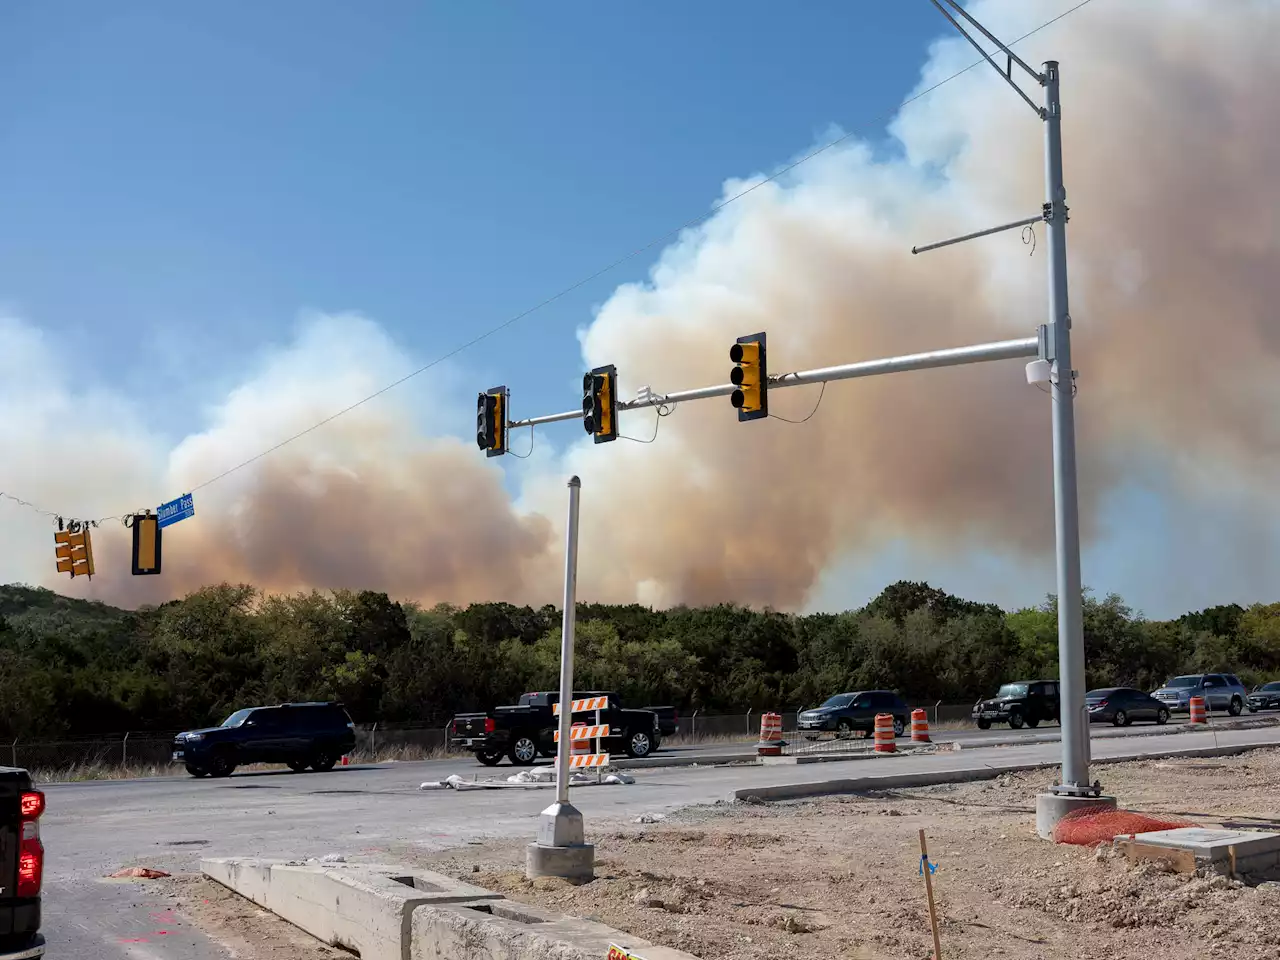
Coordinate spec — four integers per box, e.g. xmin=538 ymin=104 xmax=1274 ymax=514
xmin=3 ymin=0 xmax=1101 ymax=526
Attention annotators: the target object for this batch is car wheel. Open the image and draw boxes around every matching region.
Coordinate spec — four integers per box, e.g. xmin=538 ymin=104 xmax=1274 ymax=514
xmin=185 ymin=764 xmax=209 ymax=778
xmin=310 ymin=749 xmax=339 ymax=772
xmin=892 ymin=717 xmax=905 ymax=738
xmin=1112 ymin=709 xmax=1127 ymax=727
xmin=1026 ymin=717 xmax=1040 ymax=729
xmin=508 ymin=735 xmax=538 ymax=766
xmin=476 ymin=750 xmax=504 ymax=766
xmin=287 ymin=760 xmax=309 ymax=773
xmin=626 ymin=730 xmax=653 ymax=759
xmin=1008 ymin=710 xmax=1025 ymax=730
xmin=976 ymin=718 xmax=992 ymax=730
xmin=836 ymin=719 xmax=854 ymax=739
xmin=1156 ymin=708 xmax=1169 ymax=725
xmin=1229 ymin=696 xmax=1243 ymax=717
xmin=208 ymin=749 xmax=237 ymax=778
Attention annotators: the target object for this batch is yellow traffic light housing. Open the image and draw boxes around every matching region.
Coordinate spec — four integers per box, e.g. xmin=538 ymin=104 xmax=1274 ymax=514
xmin=54 ymin=524 xmax=95 ymax=579
xmin=582 ymin=364 xmax=618 ymax=443
xmin=476 ymin=385 xmax=508 ymax=457
xmin=131 ymin=513 xmax=162 ymax=576
xmin=730 ymin=331 xmax=768 ymax=421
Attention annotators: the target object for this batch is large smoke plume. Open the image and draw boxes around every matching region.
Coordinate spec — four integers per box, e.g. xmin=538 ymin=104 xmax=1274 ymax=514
xmin=5 ymin=0 xmax=1279 ymax=612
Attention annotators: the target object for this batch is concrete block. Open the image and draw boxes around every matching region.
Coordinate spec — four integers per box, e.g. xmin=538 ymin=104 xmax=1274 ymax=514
xmin=1036 ymin=793 xmax=1117 ymax=841
xmin=410 ymin=902 xmax=701 ymax=960
xmin=1125 ymin=828 xmax=1280 ymax=880
xmin=200 ymin=857 xmax=274 ymax=906
xmin=201 ymin=858 xmax=502 ymax=960
xmin=526 ymin=843 xmax=595 ymax=883
xmin=1130 ymin=827 xmax=1280 ymax=860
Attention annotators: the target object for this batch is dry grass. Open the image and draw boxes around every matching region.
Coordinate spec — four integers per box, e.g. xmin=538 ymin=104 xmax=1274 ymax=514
xmin=27 ymin=743 xmax=468 ymax=783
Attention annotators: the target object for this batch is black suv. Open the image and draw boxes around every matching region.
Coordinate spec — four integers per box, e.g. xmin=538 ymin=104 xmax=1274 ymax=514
xmin=173 ymin=701 xmax=357 ymax=778
xmin=972 ymin=680 xmax=1060 ymax=729
xmin=1 ymin=766 xmax=44 ymax=958
xmin=797 ymin=690 xmax=910 ymax=738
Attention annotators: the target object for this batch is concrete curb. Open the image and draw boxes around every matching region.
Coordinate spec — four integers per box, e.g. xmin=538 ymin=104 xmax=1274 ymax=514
xmin=626 ymin=716 xmax=1280 ymax=771
xmin=730 ymin=738 xmax=1280 ymax=803
xmin=202 ymin=856 xmax=702 ymax=960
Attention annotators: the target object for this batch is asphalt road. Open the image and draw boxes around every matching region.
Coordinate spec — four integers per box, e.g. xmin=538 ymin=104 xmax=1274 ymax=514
xmin=39 ymin=721 xmax=1280 ymax=960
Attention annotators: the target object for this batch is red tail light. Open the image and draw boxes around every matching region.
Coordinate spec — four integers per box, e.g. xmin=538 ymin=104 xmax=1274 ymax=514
xmin=18 ymin=829 xmax=43 ymax=897
xmin=1096 ymin=700 xmax=1108 ymax=708
xmin=451 ymin=721 xmax=458 ymax=734
xmin=18 ymin=790 xmax=44 ymax=897
xmin=20 ymin=791 xmax=45 ymax=820
xmin=484 ymin=718 xmax=495 ymax=734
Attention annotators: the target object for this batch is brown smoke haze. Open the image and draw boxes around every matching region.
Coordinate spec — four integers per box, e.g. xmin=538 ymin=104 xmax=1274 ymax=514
xmin=8 ymin=0 xmax=1280 ymax=612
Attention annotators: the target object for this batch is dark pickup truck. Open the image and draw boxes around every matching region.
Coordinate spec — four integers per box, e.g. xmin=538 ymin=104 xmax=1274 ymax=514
xmin=645 ymin=706 xmax=679 ymax=738
xmin=451 ymin=691 xmax=661 ymax=766
xmin=1 ymin=766 xmax=44 ymax=959
xmin=972 ymin=679 xmax=1060 ymax=730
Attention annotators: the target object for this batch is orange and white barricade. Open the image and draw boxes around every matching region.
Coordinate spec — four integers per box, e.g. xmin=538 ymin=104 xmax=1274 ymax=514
xmin=910 ymin=708 xmax=931 ymax=743
xmin=1188 ymin=696 xmax=1207 ymax=724
xmin=756 ymin=712 xmax=784 ymax=757
xmin=873 ymin=713 xmax=897 ymax=753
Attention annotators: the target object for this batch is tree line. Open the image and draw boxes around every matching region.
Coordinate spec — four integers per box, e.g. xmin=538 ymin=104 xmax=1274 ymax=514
xmin=0 ymin=579 xmax=1277 ymax=740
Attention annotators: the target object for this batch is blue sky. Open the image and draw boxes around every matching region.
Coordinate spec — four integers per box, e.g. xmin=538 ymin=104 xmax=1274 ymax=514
xmin=2 ymin=1 xmax=1272 ymax=619
xmin=0 ymin=1 xmax=941 ymax=440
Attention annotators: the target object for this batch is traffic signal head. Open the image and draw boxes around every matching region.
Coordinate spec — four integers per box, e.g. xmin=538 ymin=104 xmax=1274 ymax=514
xmin=476 ymin=386 xmax=508 ymax=457
xmin=131 ymin=513 xmax=162 ymax=576
xmin=581 ymin=364 xmax=618 ymax=443
xmin=729 ymin=331 xmax=768 ymax=421
xmin=54 ymin=526 xmax=95 ymax=579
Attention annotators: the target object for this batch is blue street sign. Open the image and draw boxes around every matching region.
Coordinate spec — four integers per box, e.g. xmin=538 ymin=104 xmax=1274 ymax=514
xmin=157 ymin=492 xmax=195 ymax=529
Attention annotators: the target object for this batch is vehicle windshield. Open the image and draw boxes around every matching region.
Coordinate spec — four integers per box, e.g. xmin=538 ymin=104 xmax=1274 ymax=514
xmin=819 ymin=695 xmax=854 ymax=709
xmin=1085 ymin=689 xmax=1116 ymax=699
xmin=1260 ymin=682 xmax=1280 ymax=692
xmin=1164 ymin=676 xmax=1201 ymax=688
xmin=221 ymin=709 xmax=253 ymax=727
xmin=997 ymin=683 xmax=1028 ymax=698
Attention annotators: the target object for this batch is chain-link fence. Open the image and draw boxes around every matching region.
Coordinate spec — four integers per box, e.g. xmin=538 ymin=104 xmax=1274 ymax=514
xmin=6 ymin=703 xmax=977 ymax=773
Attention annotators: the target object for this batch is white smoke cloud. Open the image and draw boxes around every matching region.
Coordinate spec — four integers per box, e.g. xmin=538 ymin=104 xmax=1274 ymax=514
xmin=3 ymin=0 xmax=1278 ymax=617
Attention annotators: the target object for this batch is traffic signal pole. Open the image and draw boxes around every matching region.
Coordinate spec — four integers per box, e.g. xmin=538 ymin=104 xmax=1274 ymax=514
xmin=509 ymin=336 xmax=1040 ymax=430
xmin=501 ymin=2 xmax=1114 ymax=839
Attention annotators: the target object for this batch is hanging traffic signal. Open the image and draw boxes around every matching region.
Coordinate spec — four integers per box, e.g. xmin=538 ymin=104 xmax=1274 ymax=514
xmin=476 ymin=385 xmax=508 ymax=457
xmin=582 ymin=364 xmax=618 ymax=443
xmin=54 ymin=525 xmax=95 ymax=579
xmin=131 ymin=513 xmax=162 ymax=576
xmin=729 ymin=331 xmax=768 ymax=421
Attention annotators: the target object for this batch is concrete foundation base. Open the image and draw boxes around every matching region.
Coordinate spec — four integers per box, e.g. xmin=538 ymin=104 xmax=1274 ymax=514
xmin=526 ymin=841 xmax=595 ymax=883
xmin=1036 ymin=792 xmax=1117 ymax=840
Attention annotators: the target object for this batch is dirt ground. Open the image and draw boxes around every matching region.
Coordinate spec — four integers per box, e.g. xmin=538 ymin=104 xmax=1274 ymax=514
xmin=412 ymin=749 xmax=1280 ymax=960
xmin=157 ymin=874 xmax=342 ymax=958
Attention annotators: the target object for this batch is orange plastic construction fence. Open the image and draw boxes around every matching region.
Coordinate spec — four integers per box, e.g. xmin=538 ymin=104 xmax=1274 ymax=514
xmin=1053 ymin=808 xmax=1194 ymax=846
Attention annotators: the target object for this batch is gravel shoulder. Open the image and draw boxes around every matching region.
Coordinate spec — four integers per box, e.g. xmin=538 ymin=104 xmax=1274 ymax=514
xmin=415 ymin=748 xmax=1280 ymax=960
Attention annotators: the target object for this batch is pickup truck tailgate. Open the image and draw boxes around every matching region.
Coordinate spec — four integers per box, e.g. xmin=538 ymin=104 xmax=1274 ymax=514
xmin=452 ymin=714 xmax=490 ymax=738
xmin=0 ymin=766 xmax=38 ymax=947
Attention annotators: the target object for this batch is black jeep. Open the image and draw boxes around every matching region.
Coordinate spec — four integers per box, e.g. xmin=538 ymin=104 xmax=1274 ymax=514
xmin=972 ymin=680 xmax=1060 ymax=730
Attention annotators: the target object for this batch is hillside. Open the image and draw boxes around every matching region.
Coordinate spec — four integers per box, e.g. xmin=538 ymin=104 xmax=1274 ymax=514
xmin=0 ymin=579 xmax=1276 ymax=741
